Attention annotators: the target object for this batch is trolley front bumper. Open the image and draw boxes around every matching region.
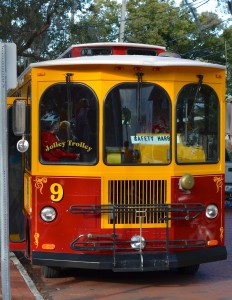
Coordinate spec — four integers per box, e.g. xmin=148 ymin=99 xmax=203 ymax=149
xmin=32 ymin=246 xmax=227 ymax=272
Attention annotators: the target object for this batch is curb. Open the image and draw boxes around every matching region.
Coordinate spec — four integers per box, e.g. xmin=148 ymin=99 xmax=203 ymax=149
xmin=10 ymin=252 xmax=45 ymax=300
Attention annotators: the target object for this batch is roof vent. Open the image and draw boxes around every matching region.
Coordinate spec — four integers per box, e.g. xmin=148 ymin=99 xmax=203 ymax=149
xmin=158 ymin=51 xmax=181 ymax=58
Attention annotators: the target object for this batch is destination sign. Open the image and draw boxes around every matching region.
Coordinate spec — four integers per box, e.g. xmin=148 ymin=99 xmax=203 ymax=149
xmin=131 ymin=135 xmax=170 ymax=145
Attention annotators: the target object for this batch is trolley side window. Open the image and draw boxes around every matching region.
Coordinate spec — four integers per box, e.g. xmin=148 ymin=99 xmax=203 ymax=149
xmin=39 ymin=83 xmax=98 ymax=164
xmin=104 ymin=83 xmax=171 ymax=165
xmin=176 ymin=83 xmax=219 ymax=163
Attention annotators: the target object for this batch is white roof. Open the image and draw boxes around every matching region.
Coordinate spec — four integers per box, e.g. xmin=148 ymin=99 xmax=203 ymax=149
xmin=64 ymin=42 xmax=166 ymax=49
xmin=30 ymin=54 xmax=225 ymax=70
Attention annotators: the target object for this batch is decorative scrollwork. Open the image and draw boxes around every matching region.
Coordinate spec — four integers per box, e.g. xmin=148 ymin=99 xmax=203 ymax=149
xmin=34 ymin=232 xmax=40 ymax=248
xmin=220 ymin=226 xmax=224 ymax=242
xmin=213 ymin=176 xmax=223 ymax=193
xmin=34 ymin=177 xmax=47 ymax=194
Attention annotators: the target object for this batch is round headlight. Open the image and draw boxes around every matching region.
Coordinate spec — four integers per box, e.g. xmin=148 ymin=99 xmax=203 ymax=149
xmin=130 ymin=235 xmax=146 ymax=250
xmin=179 ymin=173 xmax=195 ymax=190
xmin=206 ymin=204 xmax=218 ymax=219
xmin=40 ymin=206 xmax=57 ymax=222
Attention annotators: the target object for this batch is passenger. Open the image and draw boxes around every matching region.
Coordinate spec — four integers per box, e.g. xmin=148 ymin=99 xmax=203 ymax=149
xmin=41 ymin=112 xmax=80 ymax=161
xmin=152 ymin=115 xmax=169 ymax=133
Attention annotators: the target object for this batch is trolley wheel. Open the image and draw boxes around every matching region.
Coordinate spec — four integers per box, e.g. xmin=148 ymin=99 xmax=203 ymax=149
xmin=178 ymin=264 xmax=200 ymax=275
xmin=41 ymin=266 xmax=61 ymax=278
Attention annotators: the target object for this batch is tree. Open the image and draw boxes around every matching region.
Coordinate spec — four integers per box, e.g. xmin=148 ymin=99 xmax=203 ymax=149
xmin=69 ymin=0 xmax=120 ymax=44
xmin=125 ymin=0 xmax=175 ymax=45
xmin=217 ymin=0 xmax=232 ymax=14
xmin=222 ymin=25 xmax=232 ymax=95
xmin=181 ymin=12 xmax=226 ymax=62
xmin=122 ymin=0 xmax=200 ymax=56
xmin=0 ymin=0 xmax=92 ymax=71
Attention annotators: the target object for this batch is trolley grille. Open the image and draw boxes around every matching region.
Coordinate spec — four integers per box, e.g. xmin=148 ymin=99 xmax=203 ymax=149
xmin=108 ymin=180 xmax=167 ymax=224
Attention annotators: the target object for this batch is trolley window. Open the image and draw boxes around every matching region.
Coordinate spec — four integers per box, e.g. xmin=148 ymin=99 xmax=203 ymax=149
xmin=127 ymin=48 xmax=157 ymax=56
xmin=80 ymin=48 xmax=112 ymax=56
xmin=39 ymin=83 xmax=98 ymax=164
xmin=176 ymin=83 xmax=219 ymax=163
xmin=104 ymin=83 xmax=171 ymax=165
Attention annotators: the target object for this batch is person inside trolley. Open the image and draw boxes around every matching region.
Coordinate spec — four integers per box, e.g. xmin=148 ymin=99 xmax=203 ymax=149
xmin=40 ymin=111 xmax=80 ymax=162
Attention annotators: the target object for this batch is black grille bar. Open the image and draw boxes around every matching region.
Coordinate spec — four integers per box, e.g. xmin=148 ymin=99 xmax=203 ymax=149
xmin=70 ymin=233 xmax=206 ymax=251
xmin=69 ymin=203 xmax=205 ymax=254
xmin=69 ymin=203 xmax=205 ymax=222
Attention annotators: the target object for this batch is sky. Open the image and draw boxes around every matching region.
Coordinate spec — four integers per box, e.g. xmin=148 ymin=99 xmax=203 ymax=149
xmin=118 ymin=0 xmax=232 ymax=24
xmin=180 ymin=0 xmax=232 ymax=26
xmin=183 ymin=0 xmax=219 ymax=12
xmin=181 ymin=0 xmax=231 ymax=19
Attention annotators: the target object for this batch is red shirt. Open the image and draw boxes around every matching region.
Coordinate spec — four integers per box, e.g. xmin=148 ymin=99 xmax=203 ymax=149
xmin=41 ymin=131 xmax=77 ymax=161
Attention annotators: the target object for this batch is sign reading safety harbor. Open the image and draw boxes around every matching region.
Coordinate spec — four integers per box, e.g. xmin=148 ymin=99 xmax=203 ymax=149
xmin=131 ymin=135 xmax=170 ymax=145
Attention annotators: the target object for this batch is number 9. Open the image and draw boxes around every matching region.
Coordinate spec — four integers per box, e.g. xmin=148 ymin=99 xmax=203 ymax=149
xmin=50 ymin=183 xmax=64 ymax=202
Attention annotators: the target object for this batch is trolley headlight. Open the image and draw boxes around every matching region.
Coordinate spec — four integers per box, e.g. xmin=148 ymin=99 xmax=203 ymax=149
xmin=40 ymin=206 xmax=57 ymax=222
xmin=179 ymin=173 xmax=195 ymax=190
xmin=206 ymin=204 xmax=218 ymax=219
xmin=130 ymin=235 xmax=146 ymax=250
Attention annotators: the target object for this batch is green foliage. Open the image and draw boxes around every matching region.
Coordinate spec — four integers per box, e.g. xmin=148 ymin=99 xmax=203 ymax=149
xmin=124 ymin=0 xmax=197 ymax=56
xmin=69 ymin=0 xmax=120 ymax=44
xmin=0 ymin=1 xmax=92 ymax=62
xmin=222 ymin=25 xmax=232 ymax=95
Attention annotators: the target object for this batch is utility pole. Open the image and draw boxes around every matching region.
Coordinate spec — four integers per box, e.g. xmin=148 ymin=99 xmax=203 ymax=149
xmin=119 ymin=0 xmax=127 ymax=42
xmin=0 ymin=43 xmax=17 ymax=300
xmin=225 ymin=40 xmax=230 ymax=81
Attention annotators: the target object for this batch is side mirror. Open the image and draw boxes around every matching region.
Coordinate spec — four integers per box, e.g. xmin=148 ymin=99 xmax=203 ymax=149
xmin=13 ymin=100 xmax=29 ymax=153
xmin=16 ymin=137 xmax=29 ymax=153
xmin=13 ymin=100 xmax=26 ymax=136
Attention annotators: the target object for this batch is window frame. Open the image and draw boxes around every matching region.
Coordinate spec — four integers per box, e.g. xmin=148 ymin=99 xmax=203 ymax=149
xmin=175 ymin=83 xmax=220 ymax=165
xmin=39 ymin=82 xmax=99 ymax=165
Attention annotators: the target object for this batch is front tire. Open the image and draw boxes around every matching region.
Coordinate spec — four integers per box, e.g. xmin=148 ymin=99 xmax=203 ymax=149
xmin=41 ymin=266 xmax=61 ymax=278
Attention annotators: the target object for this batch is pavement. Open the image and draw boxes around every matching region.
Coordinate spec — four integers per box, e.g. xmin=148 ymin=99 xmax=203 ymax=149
xmin=0 ymin=252 xmax=44 ymax=300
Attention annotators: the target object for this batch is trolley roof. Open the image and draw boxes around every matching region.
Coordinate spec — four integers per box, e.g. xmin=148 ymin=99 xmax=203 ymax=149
xmin=58 ymin=42 xmax=166 ymax=58
xmin=30 ymin=54 xmax=226 ymax=70
xmin=61 ymin=42 xmax=166 ymax=50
